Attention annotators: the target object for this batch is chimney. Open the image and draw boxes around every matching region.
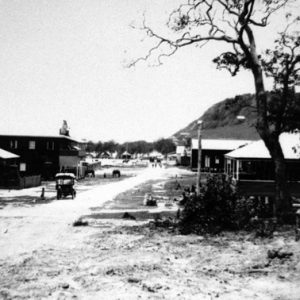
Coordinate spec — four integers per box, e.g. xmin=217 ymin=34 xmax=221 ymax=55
xmin=59 ymin=120 xmax=70 ymax=136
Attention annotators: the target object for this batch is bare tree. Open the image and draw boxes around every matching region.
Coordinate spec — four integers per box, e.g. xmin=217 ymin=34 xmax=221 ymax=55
xmin=130 ymin=0 xmax=300 ymax=219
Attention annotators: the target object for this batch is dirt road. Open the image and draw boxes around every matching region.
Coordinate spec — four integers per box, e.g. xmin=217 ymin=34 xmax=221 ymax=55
xmin=1 ymin=167 xmax=299 ymax=300
xmin=0 ymin=167 xmax=173 ymax=259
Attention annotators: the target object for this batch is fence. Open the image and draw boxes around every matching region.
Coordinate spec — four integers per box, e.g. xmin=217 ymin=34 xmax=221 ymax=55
xmin=19 ymin=175 xmax=41 ymax=189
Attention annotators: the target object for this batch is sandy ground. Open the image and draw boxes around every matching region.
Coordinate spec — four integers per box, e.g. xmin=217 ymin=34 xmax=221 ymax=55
xmin=0 ymin=166 xmax=300 ymax=299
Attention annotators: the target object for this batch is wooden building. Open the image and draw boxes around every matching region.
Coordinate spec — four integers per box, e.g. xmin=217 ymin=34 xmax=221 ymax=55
xmin=0 ymin=148 xmax=20 ymax=188
xmin=175 ymin=145 xmax=191 ymax=166
xmin=225 ymin=133 xmax=300 ymax=197
xmin=0 ymin=134 xmax=86 ymax=181
xmin=191 ymin=139 xmax=252 ymax=172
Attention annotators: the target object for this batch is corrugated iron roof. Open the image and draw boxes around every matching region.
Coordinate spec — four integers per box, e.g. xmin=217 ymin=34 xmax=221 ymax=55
xmin=0 ymin=148 xmax=19 ymax=159
xmin=225 ymin=133 xmax=300 ymax=159
xmin=192 ymin=139 xmax=252 ymax=151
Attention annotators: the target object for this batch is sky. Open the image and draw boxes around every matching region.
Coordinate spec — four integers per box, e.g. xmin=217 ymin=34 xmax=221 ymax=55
xmin=0 ymin=0 xmax=296 ymax=143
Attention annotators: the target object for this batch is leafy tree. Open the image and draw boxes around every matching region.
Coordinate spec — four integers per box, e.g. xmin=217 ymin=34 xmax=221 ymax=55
xmin=126 ymin=140 xmax=153 ymax=154
xmin=102 ymin=140 xmax=118 ymax=153
xmin=179 ymin=175 xmax=238 ymax=234
xmin=86 ymin=140 xmax=96 ymax=152
xmin=130 ymin=0 xmax=300 ymax=219
xmin=153 ymin=138 xmax=176 ymax=154
xmin=95 ymin=141 xmax=103 ymax=153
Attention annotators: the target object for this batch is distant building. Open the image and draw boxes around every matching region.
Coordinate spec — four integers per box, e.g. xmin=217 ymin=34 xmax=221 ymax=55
xmin=149 ymin=150 xmax=164 ymax=163
xmin=225 ymin=133 xmax=300 ymax=197
xmin=0 ymin=134 xmax=86 ymax=181
xmin=99 ymin=151 xmax=111 ymax=159
xmin=166 ymin=152 xmax=177 ymax=166
xmin=191 ymin=139 xmax=252 ymax=172
xmin=121 ymin=151 xmax=132 ymax=160
xmin=175 ymin=145 xmax=191 ymax=166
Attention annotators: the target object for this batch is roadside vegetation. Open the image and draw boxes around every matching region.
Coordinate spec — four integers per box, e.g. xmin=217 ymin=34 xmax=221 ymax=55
xmin=178 ymin=175 xmax=280 ymax=237
xmin=86 ymin=138 xmax=176 ymax=156
xmin=86 ymin=171 xmax=296 ymax=237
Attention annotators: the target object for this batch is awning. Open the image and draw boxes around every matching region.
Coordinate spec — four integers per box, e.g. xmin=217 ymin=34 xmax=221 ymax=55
xmin=0 ymin=148 xmax=19 ymax=159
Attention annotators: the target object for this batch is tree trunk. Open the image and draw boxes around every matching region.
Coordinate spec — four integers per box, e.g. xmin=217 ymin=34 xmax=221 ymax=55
xmin=264 ymin=134 xmax=292 ymax=220
xmin=252 ymin=68 xmax=292 ymax=220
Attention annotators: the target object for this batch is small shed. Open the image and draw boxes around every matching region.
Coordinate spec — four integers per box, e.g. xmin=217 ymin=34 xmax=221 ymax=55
xmin=121 ymin=151 xmax=132 ymax=160
xmin=175 ymin=146 xmax=191 ymax=166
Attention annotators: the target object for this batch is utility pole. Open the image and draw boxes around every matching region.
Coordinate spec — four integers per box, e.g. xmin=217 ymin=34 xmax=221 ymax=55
xmin=197 ymin=120 xmax=203 ymax=196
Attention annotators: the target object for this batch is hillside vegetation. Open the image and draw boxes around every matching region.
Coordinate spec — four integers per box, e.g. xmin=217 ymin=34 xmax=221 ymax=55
xmin=174 ymin=94 xmax=260 ymax=140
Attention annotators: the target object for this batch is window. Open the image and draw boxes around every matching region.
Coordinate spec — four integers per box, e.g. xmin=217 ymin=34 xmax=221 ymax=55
xmin=29 ymin=141 xmax=36 ymax=150
xmin=20 ymin=163 xmax=26 ymax=171
xmin=10 ymin=140 xmax=18 ymax=149
xmin=46 ymin=141 xmax=54 ymax=150
xmin=215 ymin=156 xmax=220 ymax=164
xmin=204 ymin=155 xmax=210 ymax=168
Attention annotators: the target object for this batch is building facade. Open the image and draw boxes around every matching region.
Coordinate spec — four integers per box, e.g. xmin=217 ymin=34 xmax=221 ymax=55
xmin=191 ymin=139 xmax=252 ymax=172
xmin=225 ymin=133 xmax=300 ymax=197
xmin=0 ymin=134 xmax=86 ymax=180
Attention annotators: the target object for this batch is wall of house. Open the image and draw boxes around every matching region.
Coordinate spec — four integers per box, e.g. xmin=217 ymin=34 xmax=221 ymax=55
xmin=59 ymin=156 xmax=81 ymax=169
xmin=229 ymin=159 xmax=300 ymax=181
xmin=0 ymin=135 xmax=83 ymax=179
xmin=0 ymin=158 xmax=20 ymax=188
xmin=191 ymin=149 xmax=228 ymax=172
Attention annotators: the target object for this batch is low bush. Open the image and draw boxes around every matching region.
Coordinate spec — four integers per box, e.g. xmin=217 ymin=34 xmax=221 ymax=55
xmin=179 ymin=174 xmax=273 ymax=234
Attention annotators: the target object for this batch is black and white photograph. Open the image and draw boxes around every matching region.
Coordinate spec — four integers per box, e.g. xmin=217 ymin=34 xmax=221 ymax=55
xmin=0 ymin=0 xmax=299 ymax=299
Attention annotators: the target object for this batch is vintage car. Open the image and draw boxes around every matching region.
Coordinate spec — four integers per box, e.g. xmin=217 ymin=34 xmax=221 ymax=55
xmin=55 ymin=173 xmax=76 ymax=200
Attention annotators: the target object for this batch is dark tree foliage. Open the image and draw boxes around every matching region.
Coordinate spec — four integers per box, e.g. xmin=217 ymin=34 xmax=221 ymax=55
xmin=86 ymin=138 xmax=175 ymax=156
xmin=86 ymin=140 xmax=96 ymax=152
xmin=179 ymin=175 xmax=276 ymax=234
xmin=179 ymin=175 xmax=237 ymax=234
xmin=153 ymin=138 xmax=176 ymax=154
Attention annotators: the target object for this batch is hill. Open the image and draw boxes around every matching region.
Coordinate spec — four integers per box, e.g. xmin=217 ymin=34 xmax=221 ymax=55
xmin=173 ymin=93 xmax=261 ymax=142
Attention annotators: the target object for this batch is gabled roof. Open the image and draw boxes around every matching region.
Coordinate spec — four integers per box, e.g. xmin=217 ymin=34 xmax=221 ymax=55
xmin=149 ymin=150 xmax=163 ymax=157
xmin=225 ymin=133 xmax=300 ymax=159
xmin=192 ymin=139 xmax=251 ymax=151
xmin=0 ymin=148 xmax=19 ymax=159
xmin=100 ymin=151 xmax=111 ymax=157
xmin=122 ymin=151 xmax=131 ymax=156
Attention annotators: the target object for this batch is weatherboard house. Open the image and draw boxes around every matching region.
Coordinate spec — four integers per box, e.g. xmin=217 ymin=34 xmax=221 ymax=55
xmin=225 ymin=133 xmax=300 ymax=197
xmin=0 ymin=133 xmax=86 ymax=187
xmin=0 ymin=148 xmax=20 ymax=188
xmin=191 ymin=139 xmax=252 ymax=172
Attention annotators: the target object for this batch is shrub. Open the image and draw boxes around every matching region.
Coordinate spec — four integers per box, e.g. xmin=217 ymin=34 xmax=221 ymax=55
xmin=178 ymin=174 xmax=274 ymax=234
xmin=179 ymin=175 xmax=237 ymax=234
